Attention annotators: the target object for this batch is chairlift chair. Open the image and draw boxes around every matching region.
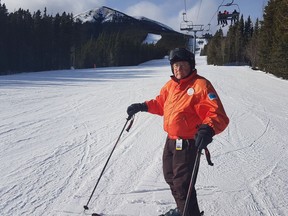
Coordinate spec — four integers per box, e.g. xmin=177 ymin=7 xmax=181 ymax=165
xmin=180 ymin=21 xmax=194 ymax=31
xmin=180 ymin=12 xmax=194 ymax=31
xmin=217 ymin=0 xmax=240 ymax=27
xmin=201 ymin=24 xmax=212 ymax=39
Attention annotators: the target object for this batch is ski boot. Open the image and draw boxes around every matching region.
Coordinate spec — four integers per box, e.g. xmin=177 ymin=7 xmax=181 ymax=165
xmin=159 ymin=208 xmax=181 ymax=216
xmin=159 ymin=209 xmax=204 ymax=216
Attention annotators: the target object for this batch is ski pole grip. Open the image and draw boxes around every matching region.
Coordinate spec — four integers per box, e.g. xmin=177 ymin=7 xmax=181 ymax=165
xmin=204 ymin=147 xmax=214 ymax=166
xmin=126 ymin=115 xmax=134 ymax=132
xmin=127 ymin=114 xmax=133 ymax=120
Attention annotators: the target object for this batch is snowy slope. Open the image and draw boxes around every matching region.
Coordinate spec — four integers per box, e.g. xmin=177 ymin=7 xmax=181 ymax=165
xmin=0 ymin=55 xmax=288 ymax=216
xmin=74 ymin=6 xmax=130 ymax=23
xmin=73 ymin=6 xmax=173 ymax=33
xmin=142 ymin=33 xmax=162 ymax=45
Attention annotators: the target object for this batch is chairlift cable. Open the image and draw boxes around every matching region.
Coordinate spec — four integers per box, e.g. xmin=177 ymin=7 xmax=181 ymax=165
xmin=207 ymin=0 xmax=225 ymax=25
xmin=196 ymin=0 xmax=203 ymax=23
xmin=184 ymin=0 xmax=187 ymax=13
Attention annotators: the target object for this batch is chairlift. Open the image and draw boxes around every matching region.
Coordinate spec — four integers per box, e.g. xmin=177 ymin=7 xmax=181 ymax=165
xmin=217 ymin=0 xmax=240 ymax=27
xmin=180 ymin=0 xmax=205 ymax=54
xmin=180 ymin=21 xmax=194 ymax=31
xmin=182 ymin=12 xmax=188 ymax=22
xmin=180 ymin=12 xmax=194 ymax=31
xmin=201 ymin=24 xmax=213 ymax=39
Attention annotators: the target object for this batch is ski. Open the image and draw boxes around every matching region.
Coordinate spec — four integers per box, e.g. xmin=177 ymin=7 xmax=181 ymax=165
xmin=91 ymin=210 xmax=204 ymax=216
xmin=91 ymin=213 xmax=126 ymax=216
xmin=159 ymin=210 xmax=204 ymax=216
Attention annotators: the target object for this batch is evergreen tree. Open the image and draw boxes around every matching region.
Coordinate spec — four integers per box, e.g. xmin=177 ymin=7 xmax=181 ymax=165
xmin=258 ymin=0 xmax=288 ymax=78
xmin=243 ymin=16 xmax=253 ymax=62
xmin=5 ymin=8 xmax=33 ymax=72
xmin=224 ymin=25 xmax=237 ymax=63
xmin=258 ymin=0 xmax=276 ymax=72
xmin=269 ymin=0 xmax=288 ymax=78
xmin=0 ymin=6 xmax=186 ymax=75
xmin=246 ymin=19 xmax=260 ymax=68
xmin=234 ymin=15 xmax=245 ymax=64
xmin=207 ymin=29 xmax=224 ymax=65
xmin=205 ymin=0 xmax=287 ymax=79
xmin=0 ymin=2 xmax=9 ymax=73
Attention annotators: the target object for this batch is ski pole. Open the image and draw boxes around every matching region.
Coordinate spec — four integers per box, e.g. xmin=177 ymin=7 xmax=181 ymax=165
xmin=182 ymin=149 xmax=202 ymax=216
xmin=83 ymin=115 xmax=134 ymax=211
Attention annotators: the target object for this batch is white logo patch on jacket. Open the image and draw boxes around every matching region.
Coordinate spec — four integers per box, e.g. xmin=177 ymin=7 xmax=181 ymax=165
xmin=187 ymin=88 xmax=194 ymax=96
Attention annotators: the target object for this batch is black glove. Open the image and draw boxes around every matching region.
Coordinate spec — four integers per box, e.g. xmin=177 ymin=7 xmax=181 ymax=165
xmin=195 ymin=124 xmax=215 ymax=150
xmin=127 ymin=103 xmax=148 ymax=118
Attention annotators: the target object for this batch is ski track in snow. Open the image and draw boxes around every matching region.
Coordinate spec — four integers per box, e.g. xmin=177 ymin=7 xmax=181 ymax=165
xmin=0 ymin=56 xmax=288 ymax=216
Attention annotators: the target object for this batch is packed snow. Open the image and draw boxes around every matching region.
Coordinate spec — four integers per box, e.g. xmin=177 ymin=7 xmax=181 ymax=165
xmin=142 ymin=33 xmax=162 ymax=45
xmin=0 ymin=54 xmax=288 ymax=216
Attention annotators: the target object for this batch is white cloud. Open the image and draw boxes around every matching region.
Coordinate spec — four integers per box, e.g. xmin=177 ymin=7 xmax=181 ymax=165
xmin=124 ymin=0 xmax=219 ymax=33
xmin=125 ymin=2 xmax=164 ymax=21
xmin=3 ymin=0 xmax=221 ymax=34
xmin=124 ymin=1 xmax=181 ymax=31
xmin=184 ymin=0 xmax=219 ymax=30
xmin=3 ymin=0 xmax=106 ymax=15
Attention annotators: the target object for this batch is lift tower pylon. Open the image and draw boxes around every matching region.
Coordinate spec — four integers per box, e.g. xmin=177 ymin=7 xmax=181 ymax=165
xmin=180 ymin=21 xmax=204 ymax=54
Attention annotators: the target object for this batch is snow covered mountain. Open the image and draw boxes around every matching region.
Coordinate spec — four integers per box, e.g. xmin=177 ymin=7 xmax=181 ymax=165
xmin=74 ymin=6 xmax=134 ymax=23
xmin=135 ymin=16 xmax=174 ymax=32
xmin=74 ymin=6 xmax=175 ymax=32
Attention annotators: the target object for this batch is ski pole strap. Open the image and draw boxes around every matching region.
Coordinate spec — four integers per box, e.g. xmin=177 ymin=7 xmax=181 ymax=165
xmin=204 ymin=147 xmax=214 ymax=166
xmin=126 ymin=115 xmax=135 ymax=132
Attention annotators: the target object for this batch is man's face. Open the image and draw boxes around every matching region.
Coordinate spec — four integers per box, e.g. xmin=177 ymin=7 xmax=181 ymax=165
xmin=172 ymin=61 xmax=191 ymax=80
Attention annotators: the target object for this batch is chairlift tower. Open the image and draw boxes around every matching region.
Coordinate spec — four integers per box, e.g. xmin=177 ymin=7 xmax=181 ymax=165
xmin=180 ymin=13 xmax=204 ymax=54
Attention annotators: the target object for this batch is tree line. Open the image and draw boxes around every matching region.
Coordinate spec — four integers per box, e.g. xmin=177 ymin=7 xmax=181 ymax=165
xmin=204 ymin=0 xmax=288 ymax=79
xmin=0 ymin=3 xmax=185 ymax=75
xmin=0 ymin=4 xmax=75 ymax=74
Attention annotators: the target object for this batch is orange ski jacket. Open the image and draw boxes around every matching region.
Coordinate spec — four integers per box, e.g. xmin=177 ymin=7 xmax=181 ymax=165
xmin=145 ymin=70 xmax=229 ymax=139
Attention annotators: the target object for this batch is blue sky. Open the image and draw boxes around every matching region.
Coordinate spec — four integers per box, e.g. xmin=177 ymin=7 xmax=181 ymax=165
xmin=3 ymin=0 xmax=268 ymax=34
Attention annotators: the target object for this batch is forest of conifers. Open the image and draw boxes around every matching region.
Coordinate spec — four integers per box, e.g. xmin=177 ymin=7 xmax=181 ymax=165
xmin=0 ymin=0 xmax=287 ymax=79
xmin=0 ymin=3 xmax=185 ymax=75
xmin=205 ymin=0 xmax=288 ymax=79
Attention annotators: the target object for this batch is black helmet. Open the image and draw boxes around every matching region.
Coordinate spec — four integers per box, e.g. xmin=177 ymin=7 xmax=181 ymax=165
xmin=169 ymin=48 xmax=195 ymax=69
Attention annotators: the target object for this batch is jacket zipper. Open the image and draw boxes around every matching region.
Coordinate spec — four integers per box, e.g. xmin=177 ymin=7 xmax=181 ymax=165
xmin=166 ymin=83 xmax=183 ymax=135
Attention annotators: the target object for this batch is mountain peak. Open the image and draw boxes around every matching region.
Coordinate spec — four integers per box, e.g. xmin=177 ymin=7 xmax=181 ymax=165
xmin=74 ymin=6 xmax=175 ymax=32
xmin=74 ymin=6 xmax=134 ymax=23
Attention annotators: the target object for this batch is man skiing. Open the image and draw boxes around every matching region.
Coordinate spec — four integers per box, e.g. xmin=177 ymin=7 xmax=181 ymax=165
xmin=127 ymin=48 xmax=229 ymax=216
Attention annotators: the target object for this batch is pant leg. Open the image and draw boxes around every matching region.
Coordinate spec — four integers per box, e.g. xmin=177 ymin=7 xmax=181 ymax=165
xmin=162 ymin=137 xmax=175 ymax=196
xmin=163 ymin=138 xmax=201 ymax=216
